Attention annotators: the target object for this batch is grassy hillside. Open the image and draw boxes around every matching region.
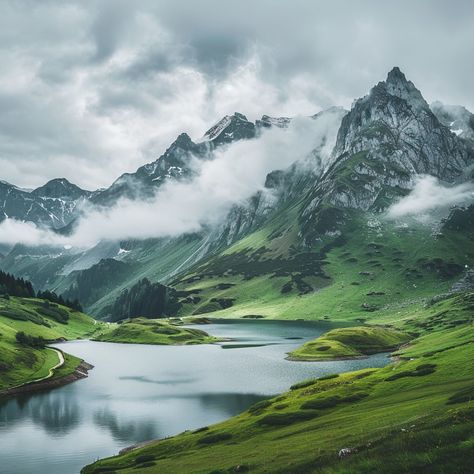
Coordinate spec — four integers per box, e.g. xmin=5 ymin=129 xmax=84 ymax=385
xmin=82 ymin=292 xmax=474 ymax=474
xmin=93 ymin=318 xmax=218 ymax=345
xmin=288 ymin=326 xmax=410 ymax=361
xmin=0 ymin=296 xmax=100 ymax=390
xmin=172 ymin=211 xmax=472 ymax=324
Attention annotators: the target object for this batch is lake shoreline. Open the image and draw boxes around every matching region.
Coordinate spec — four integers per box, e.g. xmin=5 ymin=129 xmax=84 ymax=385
xmin=0 ymin=359 xmax=94 ymax=399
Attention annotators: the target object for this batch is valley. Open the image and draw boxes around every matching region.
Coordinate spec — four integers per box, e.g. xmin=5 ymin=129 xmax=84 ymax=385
xmin=0 ymin=66 xmax=473 ymax=473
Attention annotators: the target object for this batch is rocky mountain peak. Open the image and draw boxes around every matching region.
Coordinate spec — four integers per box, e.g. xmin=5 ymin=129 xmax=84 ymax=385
xmin=203 ymin=112 xmax=256 ymax=145
xmin=31 ymin=178 xmax=89 ymax=200
xmin=170 ymin=132 xmax=194 ymax=150
xmin=383 ymin=66 xmax=428 ymax=111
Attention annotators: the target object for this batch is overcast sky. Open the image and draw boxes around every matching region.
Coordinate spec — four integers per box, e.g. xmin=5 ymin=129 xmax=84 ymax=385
xmin=1 ymin=0 xmax=473 ymax=190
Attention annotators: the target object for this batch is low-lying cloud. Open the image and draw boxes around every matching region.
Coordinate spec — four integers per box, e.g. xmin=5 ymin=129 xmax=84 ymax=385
xmin=0 ymin=113 xmax=341 ymax=247
xmin=387 ymin=175 xmax=474 ymax=219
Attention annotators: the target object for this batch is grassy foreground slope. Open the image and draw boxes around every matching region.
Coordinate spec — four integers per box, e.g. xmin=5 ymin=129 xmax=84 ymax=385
xmin=82 ymin=292 xmax=474 ymax=474
xmin=93 ymin=318 xmax=218 ymax=345
xmin=0 ymin=296 xmax=100 ymax=391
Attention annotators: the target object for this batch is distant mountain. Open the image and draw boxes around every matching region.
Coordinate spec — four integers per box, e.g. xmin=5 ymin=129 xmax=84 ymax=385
xmin=0 ymin=178 xmax=90 ymax=229
xmin=431 ymin=101 xmax=474 ymax=143
xmin=1 ymin=67 xmax=473 ymax=321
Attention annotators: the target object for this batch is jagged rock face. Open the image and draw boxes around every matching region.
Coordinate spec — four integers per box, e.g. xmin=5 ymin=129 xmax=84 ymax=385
xmin=332 ymin=67 xmax=472 ymax=179
xmin=256 ymin=115 xmax=291 ymax=129
xmin=431 ymin=101 xmax=474 ymax=143
xmin=202 ymin=112 xmax=256 ymax=145
xmin=0 ymin=179 xmax=88 ymax=228
xmin=91 ymin=114 xmax=258 ymax=207
xmin=300 ymin=67 xmax=474 ymax=242
xmin=91 ymin=133 xmax=210 ymax=207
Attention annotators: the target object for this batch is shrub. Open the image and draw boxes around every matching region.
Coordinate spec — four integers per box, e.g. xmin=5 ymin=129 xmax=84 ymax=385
xmin=194 ymin=426 xmax=209 ymax=433
xmin=248 ymin=400 xmax=272 ymax=414
xmin=15 ymin=331 xmax=47 ymax=348
xmin=447 ymin=388 xmax=474 ymax=405
xmin=257 ymin=411 xmax=318 ymax=426
xmin=340 ymin=392 xmax=369 ymax=403
xmin=301 ymin=396 xmax=340 ymax=410
xmin=318 ymin=373 xmax=339 ymax=381
xmin=386 ymin=363 xmax=436 ymax=381
xmin=290 ymin=379 xmax=317 ymax=390
xmin=198 ymin=432 xmax=233 ymax=445
xmin=135 ymin=454 xmax=155 ymax=464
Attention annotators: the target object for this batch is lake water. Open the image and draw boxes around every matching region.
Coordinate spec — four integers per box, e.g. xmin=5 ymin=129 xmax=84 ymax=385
xmin=0 ymin=320 xmax=389 ymax=474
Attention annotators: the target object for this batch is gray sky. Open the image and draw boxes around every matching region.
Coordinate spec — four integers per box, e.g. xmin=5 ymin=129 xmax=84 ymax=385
xmin=1 ymin=0 xmax=473 ymax=189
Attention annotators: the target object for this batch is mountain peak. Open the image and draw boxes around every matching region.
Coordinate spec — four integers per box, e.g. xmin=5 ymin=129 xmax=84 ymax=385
xmin=381 ymin=66 xmax=428 ymax=111
xmin=203 ymin=112 xmax=255 ymax=144
xmin=172 ymin=132 xmax=194 ymax=149
xmin=386 ymin=66 xmax=407 ymax=84
xmin=32 ymin=178 xmax=89 ymax=199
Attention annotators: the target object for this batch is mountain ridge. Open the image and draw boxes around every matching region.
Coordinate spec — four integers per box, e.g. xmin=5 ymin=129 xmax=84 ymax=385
xmin=1 ymin=67 xmax=473 ymax=321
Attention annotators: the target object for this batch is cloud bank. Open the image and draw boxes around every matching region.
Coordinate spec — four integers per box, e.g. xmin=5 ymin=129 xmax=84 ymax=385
xmin=0 ymin=114 xmax=340 ymax=247
xmin=1 ymin=0 xmax=474 ymax=189
xmin=387 ymin=175 xmax=474 ymax=219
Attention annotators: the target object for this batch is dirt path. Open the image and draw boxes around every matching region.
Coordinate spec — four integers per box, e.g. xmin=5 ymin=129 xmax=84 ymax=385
xmin=8 ymin=347 xmax=65 ymax=390
xmin=32 ymin=347 xmax=65 ymax=383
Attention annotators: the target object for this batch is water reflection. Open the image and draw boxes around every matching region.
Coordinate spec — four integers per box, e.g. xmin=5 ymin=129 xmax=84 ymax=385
xmin=0 ymin=320 xmax=389 ymax=474
xmin=93 ymin=408 xmax=159 ymax=442
xmin=0 ymin=390 xmax=81 ymax=435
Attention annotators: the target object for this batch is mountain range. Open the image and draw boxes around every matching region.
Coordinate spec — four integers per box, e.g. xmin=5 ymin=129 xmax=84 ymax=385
xmin=1 ymin=67 xmax=473 ymax=321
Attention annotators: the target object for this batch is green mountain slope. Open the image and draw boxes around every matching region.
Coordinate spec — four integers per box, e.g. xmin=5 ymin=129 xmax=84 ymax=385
xmin=171 ymin=207 xmax=472 ymax=323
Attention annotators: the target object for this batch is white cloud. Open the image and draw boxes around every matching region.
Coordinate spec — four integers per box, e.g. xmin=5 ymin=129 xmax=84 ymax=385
xmin=1 ymin=1 xmax=474 ymax=189
xmin=0 ymin=219 xmax=64 ymax=246
xmin=387 ymin=175 xmax=474 ymax=219
xmin=0 ymin=113 xmax=342 ymax=247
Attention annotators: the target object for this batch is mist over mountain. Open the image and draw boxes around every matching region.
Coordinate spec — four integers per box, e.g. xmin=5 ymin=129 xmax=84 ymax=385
xmin=0 ymin=66 xmax=473 ymax=321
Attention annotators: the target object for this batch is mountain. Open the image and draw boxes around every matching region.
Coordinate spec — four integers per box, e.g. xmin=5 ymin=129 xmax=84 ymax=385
xmin=431 ymin=100 xmax=474 ymax=143
xmin=1 ymin=67 xmax=473 ymax=322
xmin=167 ymin=67 xmax=474 ymax=321
xmin=0 ymin=178 xmax=90 ymax=229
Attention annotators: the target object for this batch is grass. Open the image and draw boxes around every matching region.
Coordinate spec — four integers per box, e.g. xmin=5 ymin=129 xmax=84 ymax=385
xmin=0 ymin=296 xmax=100 ymax=391
xmin=171 ymin=211 xmax=472 ymax=326
xmin=92 ymin=317 xmax=219 ymax=345
xmin=288 ymin=326 xmax=411 ymax=361
xmin=81 ymin=292 xmax=474 ymax=474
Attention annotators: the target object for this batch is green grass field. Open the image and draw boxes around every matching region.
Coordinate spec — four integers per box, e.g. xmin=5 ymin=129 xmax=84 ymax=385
xmin=288 ymin=326 xmax=410 ymax=360
xmin=93 ymin=317 xmax=219 ymax=345
xmin=82 ymin=291 xmax=474 ymax=474
xmin=0 ymin=296 xmax=101 ymax=390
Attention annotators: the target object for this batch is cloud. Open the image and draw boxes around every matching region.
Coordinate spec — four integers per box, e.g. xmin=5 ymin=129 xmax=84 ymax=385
xmin=0 ymin=113 xmax=342 ymax=247
xmin=0 ymin=1 xmax=474 ymax=189
xmin=0 ymin=219 xmax=64 ymax=246
xmin=387 ymin=175 xmax=474 ymax=219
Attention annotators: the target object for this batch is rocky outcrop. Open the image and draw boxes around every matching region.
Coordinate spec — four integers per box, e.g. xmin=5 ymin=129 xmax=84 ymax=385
xmin=300 ymin=67 xmax=474 ymax=244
